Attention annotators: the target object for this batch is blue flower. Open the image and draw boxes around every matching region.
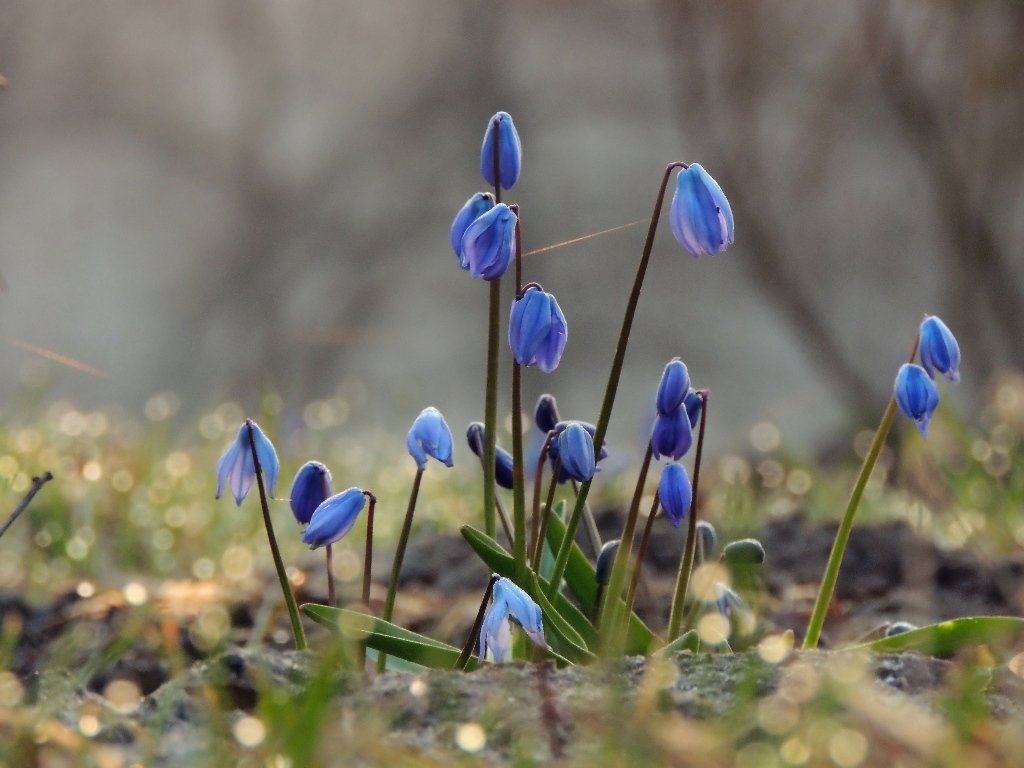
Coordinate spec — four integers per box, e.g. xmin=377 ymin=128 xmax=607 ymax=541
xmin=683 ymin=388 xmax=704 ymax=429
xmin=554 ymin=422 xmax=596 ymax=483
xmin=301 ymin=487 xmax=366 ymax=549
xmin=494 ymin=447 xmax=514 ymax=490
xmin=658 ymin=462 xmax=692 ymax=528
xmin=508 ymin=286 xmax=568 ymax=373
xmin=894 ymin=363 xmax=940 ymax=437
xmin=712 ymin=582 xmax=746 ymax=618
xmin=919 ymin=315 xmax=960 ymax=383
xmin=480 ymin=112 xmax=522 ymax=191
xmin=450 ymin=192 xmax=495 ymax=267
xmin=289 ymin=461 xmax=332 ymax=525
xmin=407 ymin=407 xmax=455 ymax=470
xmin=216 ymin=419 xmax=279 ymax=506
xmin=651 ymin=408 xmax=693 ymax=461
xmin=547 ymin=420 xmax=607 ymax=482
xmin=669 ymin=163 xmax=734 ymax=258
xmin=656 ymin=359 xmax=690 ymax=416
xmin=595 ymin=540 xmax=620 ymax=587
xmin=461 ymin=203 xmax=516 ymax=281
xmin=534 ymin=394 xmax=560 ymax=433
xmin=478 ymin=576 xmax=545 ymax=662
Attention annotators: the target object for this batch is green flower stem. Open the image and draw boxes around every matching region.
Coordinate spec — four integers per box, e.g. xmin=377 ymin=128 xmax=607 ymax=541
xmin=597 ymin=444 xmax=654 ymax=643
xmin=483 ymin=278 xmax=501 ymax=539
xmin=531 ymin=458 xmax=562 ymax=573
xmin=802 ymin=333 xmax=920 ymax=649
xmin=622 ymin=491 xmax=660 ymax=632
xmin=574 ymin=480 xmax=603 ymax=558
xmin=455 ymin=574 xmax=499 ymax=670
xmin=512 ymin=360 xmax=529 ymax=583
xmin=530 ymin=432 xmax=555 ymax=560
xmin=469 ymin=428 xmax=514 ymax=546
xmin=325 ymin=545 xmax=335 ymax=607
xmin=480 ymin=116 xmax=504 ymax=540
xmin=357 ymin=491 xmax=376 ymax=671
xmin=509 ymin=207 xmax=529 ymax=584
xmin=667 ymin=390 xmax=709 ymax=641
xmin=377 ymin=466 xmax=423 ymax=672
xmin=545 ymin=161 xmax=686 ymax=602
xmin=247 ymin=422 xmax=306 ymax=651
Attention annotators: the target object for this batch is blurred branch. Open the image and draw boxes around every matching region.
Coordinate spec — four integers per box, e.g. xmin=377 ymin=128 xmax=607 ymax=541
xmin=863 ymin=0 xmax=1024 ymax=372
xmin=656 ymin=1 xmax=878 ymax=413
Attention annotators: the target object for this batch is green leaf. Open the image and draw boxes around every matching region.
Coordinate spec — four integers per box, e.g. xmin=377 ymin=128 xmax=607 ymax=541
xmin=544 ymin=514 xmax=659 ymax=654
xmin=460 ymin=525 xmax=600 ymax=652
xmin=528 ymin=573 xmax=595 ymax=665
xmin=655 ymin=629 xmax=700 ymax=656
xmin=461 ymin=524 xmax=515 ymax=575
xmin=846 ymin=616 xmax=1024 ymax=656
xmin=301 ymin=604 xmax=478 ymax=670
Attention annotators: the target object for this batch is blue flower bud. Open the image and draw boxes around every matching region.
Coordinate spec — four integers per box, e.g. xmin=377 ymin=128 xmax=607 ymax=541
xmin=450 ymin=192 xmax=495 ymax=267
xmin=595 ymin=540 xmax=620 ymax=586
xmin=479 ymin=576 xmax=545 ymax=662
xmin=650 ymin=408 xmax=693 ymax=461
xmin=555 ymin=422 xmax=596 ymax=483
xmin=216 ymin=419 xmax=279 ymax=506
xmin=466 ymin=421 xmax=485 ymax=457
xmin=480 ymin=112 xmax=522 ymax=191
xmin=683 ymin=388 xmax=704 ymax=429
xmin=301 ymin=487 xmax=366 ymax=549
xmin=658 ymin=462 xmax=692 ymax=528
xmin=461 ymin=203 xmax=516 ymax=281
xmin=548 ymin=420 xmax=607 ymax=482
xmin=534 ymin=394 xmax=560 ymax=433
xmin=695 ymin=520 xmax=717 ymax=563
xmin=713 ymin=582 xmax=745 ymax=618
xmin=407 ymin=406 xmax=455 ymax=470
xmin=885 ymin=621 xmax=918 ymax=637
xmin=894 ymin=364 xmax=940 ymax=437
xmin=669 ymin=163 xmax=734 ymax=258
xmin=919 ymin=315 xmax=960 ymax=383
xmin=656 ymin=359 xmax=690 ymax=416
xmin=508 ymin=286 xmax=568 ymax=373
xmin=494 ymin=446 xmax=514 ymax=490
xmin=289 ymin=461 xmax=332 ymax=525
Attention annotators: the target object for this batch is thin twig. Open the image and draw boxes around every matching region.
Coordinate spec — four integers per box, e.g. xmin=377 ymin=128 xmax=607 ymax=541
xmin=0 ymin=472 xmax=54 ymax=540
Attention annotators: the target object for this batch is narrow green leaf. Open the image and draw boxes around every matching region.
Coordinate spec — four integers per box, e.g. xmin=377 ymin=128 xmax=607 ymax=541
xmin=301 ymin=604 xmax=477 ymax=669
xmin=655 ymin=629 xmax=700 ymax=656
xmin=461 ymin=524 xmax=516 ymax=576
xmin=545 ymin=514 xmax=659 ymax=654
xmin=847 ymin=616 xmax=1024 ymax=656
xmin=528 ymin=573 xmax=595 ymax=664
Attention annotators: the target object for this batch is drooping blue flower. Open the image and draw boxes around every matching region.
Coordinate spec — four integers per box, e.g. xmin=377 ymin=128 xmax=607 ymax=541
xmin=894 ymin=363 xmax=940 ymax=437
xmin=534 ymin=394 xmax=560 ymax=433
xmin=658 ymin=462 xmax=692 ymax=528
xmin=669 ymin=163 xmax=734 ymax=258
xmin=289 ymin=461 xmax=332 ymax=525
xmin=547 ymin=420 xmax=607 ymax=482
xmin=301 ymin=487 xmax=366 ymax=549
xmin=480 ymin=112 xmax=522 ymax=191
xmin=450 ymin=192 xmax=495 ymax=266
xmin=508 ymin=286 xmax=568 ymax=373
xmin=656 ymin=359 xmax=690 ymax=416
xmin=478 ymin=576 xmax=546 ymax=662
xmin=919 ymin=315 xmax=960 ymax=383
xmin=461 ymin=203 xmax=516 ymax=281
xmin=683 ymin=388 xmax=704 ymax=429
xmin=407 ymin=407 xmax=455 ymax=470
xmin=554 ymin=422 xmax=596 ymax=483
xmin=712 ymin=582 xmax=746 ymax=618
xmin=216 ymin=419 xmax=279 ymax=506
xmin=650 ymin=408 xmax=694 ymax=461
xmin=466 ymin=421 xmax=485 ymax=456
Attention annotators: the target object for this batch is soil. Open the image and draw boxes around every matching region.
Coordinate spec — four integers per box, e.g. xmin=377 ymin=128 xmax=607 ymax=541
xmin=5 ymin=515 xmax=1024 ymax=765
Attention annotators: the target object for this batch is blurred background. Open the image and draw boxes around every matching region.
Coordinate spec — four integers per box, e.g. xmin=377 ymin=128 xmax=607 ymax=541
xmin=1 ymin=0 xmax=1022 ymax=460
